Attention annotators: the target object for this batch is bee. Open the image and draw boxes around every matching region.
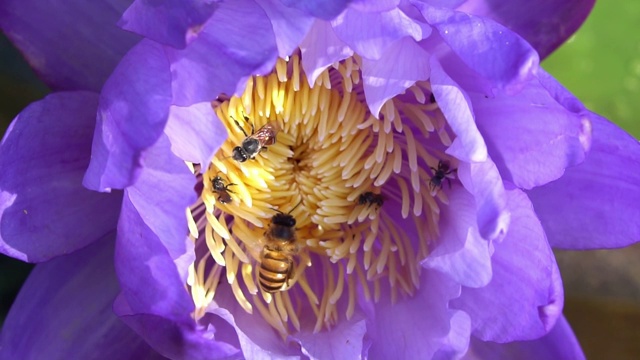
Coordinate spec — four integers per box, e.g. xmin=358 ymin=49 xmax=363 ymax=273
xmin=357 ymin=191 xmax=384 ymax=209
xmin=231 ymin=115 xmax=279 ymax=162
xmin=258 ymin=203 xmax=302 ymax=293
xmin=211 ymin=174 xmax=236 ymax=204
xmin=429 ymin=160 xmax=456 ymax=192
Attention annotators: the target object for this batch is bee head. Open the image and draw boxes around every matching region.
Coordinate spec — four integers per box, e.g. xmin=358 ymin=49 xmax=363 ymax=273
xmin=358 ymin=192 xmax=372 ymax=204
xmin=232 ymin=146 xmax=248 ymax=162
xmin=211 ymin=176 xmax=221 ymax=189
xmin=438 ymin=160 xmax=450 ymax=171
xmin=272 ymin=213 xmax=296 ymax=228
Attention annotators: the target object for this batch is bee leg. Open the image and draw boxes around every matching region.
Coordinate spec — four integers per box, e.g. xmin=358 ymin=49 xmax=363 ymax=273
xmin=227 ymin=183 xmax=237 ymax=193
xmin=232 ymin=117 xmax=250 ymax=138
xmin=260 ymin=146 xmax=269 ymax=153
xmin=238 ymin=112 xmax=255 ymax=134
xmin=446 ymin=177 xmax=451 ymax=189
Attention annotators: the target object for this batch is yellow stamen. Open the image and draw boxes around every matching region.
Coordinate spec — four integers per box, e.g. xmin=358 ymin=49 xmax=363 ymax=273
xmin=186 ymin=54 xmax=459 ymax=337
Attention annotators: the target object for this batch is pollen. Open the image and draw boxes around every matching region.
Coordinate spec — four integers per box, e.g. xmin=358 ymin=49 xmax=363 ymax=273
xmin=186 ymin=54 xmax=458 ymax=336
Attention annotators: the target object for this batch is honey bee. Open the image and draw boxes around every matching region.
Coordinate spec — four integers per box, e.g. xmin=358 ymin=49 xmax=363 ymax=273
xmin=211 ymin=174 xmax=235 ymax=204
xmin=358 ymin=191 xmax=384 ymax=209
xmin=231 ymin=115 xmax=279 ymax=162
xmin=258 ymin=203 xmax=302 ymax=293
xmin=429 ymin=160 xmax=456 ymax=192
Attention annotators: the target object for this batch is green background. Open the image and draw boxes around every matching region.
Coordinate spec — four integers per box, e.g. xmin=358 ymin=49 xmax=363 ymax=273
xmin=542 ymin=2 xmax=640 ymax=358
xmin=1 ymin=1 xmax=639 ymax=358
xmin=543 ymin=1 xmax=640 ymax=138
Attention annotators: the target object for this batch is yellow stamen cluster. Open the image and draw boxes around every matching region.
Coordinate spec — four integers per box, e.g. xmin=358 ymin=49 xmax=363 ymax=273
xmin=186 ymin=54 xmax=456 ymax=336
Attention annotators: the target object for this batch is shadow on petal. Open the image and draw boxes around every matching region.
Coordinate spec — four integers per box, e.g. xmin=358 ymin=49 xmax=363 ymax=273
xmin=464 ymin=315 xmax=585 ymax=360
xmin=0 ymin=234 xmax=162 ymax=359
xmin=0 ymin=92 xmax=121 ymax=262
xmin=528 ymin=115 xmax=640 ymax=250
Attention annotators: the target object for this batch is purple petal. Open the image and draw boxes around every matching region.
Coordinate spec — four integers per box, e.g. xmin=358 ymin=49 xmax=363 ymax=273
xmin=279 ymin=0 xmax=350 ymax=20
xmin=418 ymin=0 xmax=467 ymax=7
xmin=430 ymin=58 xmax=488 ymax=163
xmin=422 ymin=186 xmax=493 ymax=288
xmin=255 ymin=0 xmax=315 ymax=58
xmin=165 ymin=0 xmax=278 ymax=106
xmin=349 ymin=0 xmax=400 ymax=12
xmin=115 ymin=296 xmax=240 ymax=359
xmin=114 ymin=194 xmax=239 ymax=358
xmin=165 ymin=102 xmax=226 ymax=170
xmin=466 ymin=315 xmax=585 ymax=360
xmin=414 ymin=2 xmax=539 ymax=91
xmin=211 ymin=286 xmax=300 ymax=358
xmin=116 ymin=191 xmax=193 ymax=319
xmin=369 ymin=270 xmax=468 ymax=359
xmin=213 ymin=264 xmax=365 ymax=358
xmin=0 ymin=92 xmax=121 ymax=262
xmin=0 ymin=236 xmax=163 ymax=359
xmin=434 ymin=311 xmax=472 ymax=360
xmin=0 ymin=0 xmax=139 ymax=92
xmin=528 ymin=115 xmax=640 ymax=249
xmin=83 ymin=40 xmax=172 ymax=192
xmin=472 ymin=77 xmax=591 ymax=189
xmin=537 ymin=68 xmax=588 ymax=114
xmin=119 ymin=0 xmax=217 ymax=48
xmin=360 ymin=37 xmax=431 ymax=117
xmin=299 ymin=20 xmax=353 ymax=85
xmin=456 ymin=158 xmax=510 ymax=241
xmin=451 ymin=189 xmax=562 ymax=342
xmin=126 ymin=135 xmax=197 ymax=259
xmin=294 ymin=316 xmax=367 ymax=359
xmin=460 ymin=0 xmax=595 ymax=59
xmin=330 ymin=7 xmax=428 ymax=60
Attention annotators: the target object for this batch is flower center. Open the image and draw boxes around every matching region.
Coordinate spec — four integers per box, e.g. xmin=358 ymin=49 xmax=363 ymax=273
xmin=186 ymin=54 xmax=457 ymax=335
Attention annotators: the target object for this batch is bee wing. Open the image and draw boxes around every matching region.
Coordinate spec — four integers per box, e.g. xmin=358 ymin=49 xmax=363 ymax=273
xmin=252 ymin=122 xmax=280 ymax=146
xmin=245 ymin=235 xmax=266 ymax=263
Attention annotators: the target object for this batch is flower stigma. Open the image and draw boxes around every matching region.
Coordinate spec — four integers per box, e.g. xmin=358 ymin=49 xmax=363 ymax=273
xmin=186 ymin=54 xmax=459 ymax=336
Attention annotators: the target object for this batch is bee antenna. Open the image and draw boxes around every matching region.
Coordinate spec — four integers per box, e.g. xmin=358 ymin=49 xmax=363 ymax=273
xmin=240 ymin=109 xmax=250 ymax=121
xmin=230 ymin=115 xmax=250 ymax=137
xmin=270 ymin=199 xmax=303 ymax=215
xmin=287 ymin=199 xmax=303 ymax=214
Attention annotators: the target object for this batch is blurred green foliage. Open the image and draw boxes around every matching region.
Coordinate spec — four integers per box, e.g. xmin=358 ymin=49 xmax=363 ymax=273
xmin=0 ymin=36 xmax=49 ymax=133
xmin=543 ymin=0 xmax=640 ymax=138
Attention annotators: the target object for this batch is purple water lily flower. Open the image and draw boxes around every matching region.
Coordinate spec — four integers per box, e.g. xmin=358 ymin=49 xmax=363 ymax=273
xmin=1 ymin=0 xmax=639 ymax=359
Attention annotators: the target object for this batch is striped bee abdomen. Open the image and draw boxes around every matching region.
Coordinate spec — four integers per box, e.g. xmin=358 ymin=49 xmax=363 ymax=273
xmin=258 ymin=249 xmax=293 ymax=293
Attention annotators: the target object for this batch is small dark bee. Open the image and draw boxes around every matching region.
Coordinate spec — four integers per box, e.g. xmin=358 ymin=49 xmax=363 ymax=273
xmin=258 ymin=202 xmax=302 ymax=293
xmin=358 ymin=191 xmax=384 ymax=209
xmin=211 ymin=175 xmax=236 ymax=204
xmin=231 ymin=115 xmax=279 ymax=162
xmin=429 ymin=160 xmax=456 ymax=192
